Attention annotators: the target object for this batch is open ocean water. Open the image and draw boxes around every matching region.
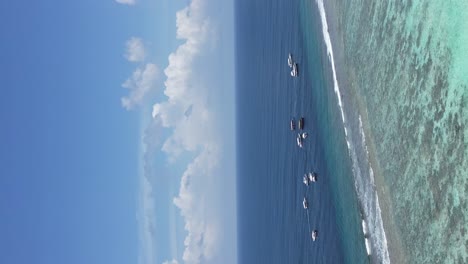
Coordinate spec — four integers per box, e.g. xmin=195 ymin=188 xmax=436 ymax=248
xmin=236 ymin=0 xmax=370 ymax=263
xmin=236 ymin=0 xmax=467 ymax=263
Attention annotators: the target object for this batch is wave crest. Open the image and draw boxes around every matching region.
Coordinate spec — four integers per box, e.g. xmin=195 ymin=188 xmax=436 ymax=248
xmin=315 ymin=0 xmax=390 ymax=263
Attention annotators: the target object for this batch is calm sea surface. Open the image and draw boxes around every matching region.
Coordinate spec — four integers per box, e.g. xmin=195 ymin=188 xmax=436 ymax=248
xmin=235 ymin=0 xmax=370 ymax=263
xmin=236 ymin=0 xmax=468 ymax=263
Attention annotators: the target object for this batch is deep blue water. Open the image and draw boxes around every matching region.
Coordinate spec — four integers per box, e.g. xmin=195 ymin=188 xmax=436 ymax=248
xmin=235 ymin=0 xmax=369 ymax=263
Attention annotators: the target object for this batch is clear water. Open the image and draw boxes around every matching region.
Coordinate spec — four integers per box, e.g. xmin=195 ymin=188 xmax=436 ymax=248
xmin=235 ymin=0 xmax=370 ymax=263
xmin=320 ymin=0 xmax=468 ymax=263
xmin=236 ymin=0 xmax=468 ymax=263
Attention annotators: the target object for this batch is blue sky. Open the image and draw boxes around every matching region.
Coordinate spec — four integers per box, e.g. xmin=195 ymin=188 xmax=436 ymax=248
xmin=0 ymin=1 xmax=236 ymax=264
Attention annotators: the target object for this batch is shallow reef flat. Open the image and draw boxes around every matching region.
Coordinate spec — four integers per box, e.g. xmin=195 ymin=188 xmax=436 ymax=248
xmin=330 ymin=0 xmax=468 ymax=263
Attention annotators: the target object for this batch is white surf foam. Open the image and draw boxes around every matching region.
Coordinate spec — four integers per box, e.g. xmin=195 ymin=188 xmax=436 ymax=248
xmin=315 ymin=1 xmax=390 ymax=263
xmin=358 ymin=115 xmax=391 ymax=263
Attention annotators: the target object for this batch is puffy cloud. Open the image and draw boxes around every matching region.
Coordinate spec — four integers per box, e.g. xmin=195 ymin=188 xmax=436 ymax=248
xmin=151 ymin=0 xmax=223 ymax=263
xmin=121 ymin=63 xmax=159 ymax=110
xmin=138 ymin=0 xmax=236 ymax=263
xmin=152 ymin=102 xmax=184 ymax=129
xmin=115 ymin=0 xmax=136 ymax=5
xmin=163 ymin=0 xmax=213 ymax=106
xmin=125 ymin=37 xmax=146 ymax=62
xmin=172 ymin=146 xmax=220 ymax=263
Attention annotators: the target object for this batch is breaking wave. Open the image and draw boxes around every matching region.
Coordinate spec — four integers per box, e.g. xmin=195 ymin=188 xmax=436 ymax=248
xmin=315 ymin=0 xmax=390 ymax=263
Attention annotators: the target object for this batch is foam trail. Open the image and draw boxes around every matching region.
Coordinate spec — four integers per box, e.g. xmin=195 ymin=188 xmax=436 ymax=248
xmin=315 ymin=0 xmax=390 ymax=263
xmin=356 ymin=115 xmax=390 ymax=263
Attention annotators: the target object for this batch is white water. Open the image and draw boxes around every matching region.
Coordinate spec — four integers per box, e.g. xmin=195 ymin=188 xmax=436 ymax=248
xmin=315 ymin=0 xmax=391 ymax=263
xmin=358 ymin=116 xmax=390 ymax=263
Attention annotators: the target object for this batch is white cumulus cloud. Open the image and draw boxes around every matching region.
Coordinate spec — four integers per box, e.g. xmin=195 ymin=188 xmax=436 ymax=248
xmin=125 ymin=37 xmax=146 ymax=62
xmin=115 ymin=0 xmax=136 ymax=5
xmin=135 ymin=0 xmax=236 ymax=263
xmin=148 ymin=0 xmax=224 ymax=263
xmin=172 ymin=146 xmax=221 ymax=263
xmin=121 ymin=63 xmax=159 ymax=110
